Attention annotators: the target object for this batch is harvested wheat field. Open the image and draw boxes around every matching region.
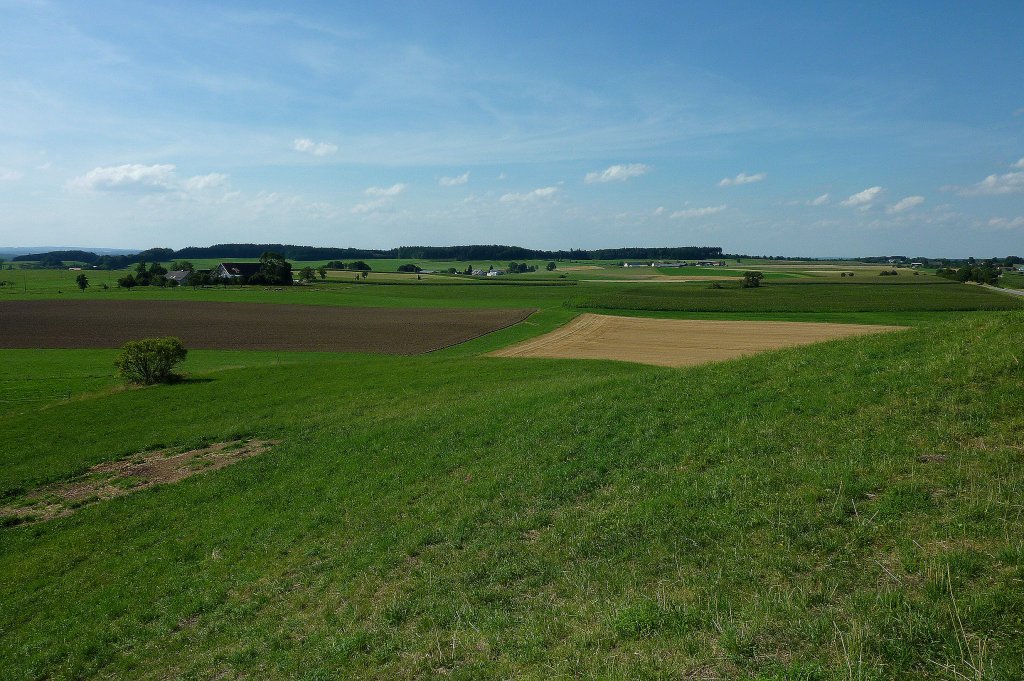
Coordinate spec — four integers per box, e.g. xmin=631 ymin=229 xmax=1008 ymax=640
xmin=490 ymin=313 xmax=906 ymax=367
xmin=0 ymin=300 xmax=533 ymax=353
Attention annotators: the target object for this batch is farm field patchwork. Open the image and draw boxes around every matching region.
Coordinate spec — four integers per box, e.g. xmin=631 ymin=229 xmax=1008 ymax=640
xmin=1 ymin=312 xmax=1023 ymax=678
xmin=0 ymin=300 xmax=534 ymax=353
xmin=489 ymin=313 xmax=905 ymax=367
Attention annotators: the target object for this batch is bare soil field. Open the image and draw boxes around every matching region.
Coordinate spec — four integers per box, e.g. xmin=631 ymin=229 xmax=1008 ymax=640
xmin=0 ymin=300 xmax=533 ymax=353
xmin=490 ymin=313 xmax=905 ymax=367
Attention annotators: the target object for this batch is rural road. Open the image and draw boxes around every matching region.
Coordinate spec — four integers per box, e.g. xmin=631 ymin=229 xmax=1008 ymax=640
xmin=981 ymin=284 xmax=1024 ymax=298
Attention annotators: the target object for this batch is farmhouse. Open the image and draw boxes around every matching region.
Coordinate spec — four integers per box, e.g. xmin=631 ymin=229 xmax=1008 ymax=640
xmin=910 ymin=262 xmax=924 ymax=268
xmin=622 ymin=262 xmax=651 ymax=268
xmin=213 ymin=262 xmax=262 ymax=279
xmin=697 ymin=260 xmax=727 ymax=267
xmin=486 ymin=269 xmax=506 ymax=277
xmin=164 ymin=270 xmax=191 ymax=285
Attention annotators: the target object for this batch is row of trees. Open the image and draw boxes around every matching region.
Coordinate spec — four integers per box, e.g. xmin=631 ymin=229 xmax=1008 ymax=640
xmin=297 ymin=266 xmax=328 ymax=282
xmin=14 ymin=244 xmax=725 ymax=266
xmin=117 ymin=261 xmax=170 ymax=288
xmin=324 ymin=260 xmax=372 ymax=271
xmin=935 ymin=265 xmax=1002 ymax=286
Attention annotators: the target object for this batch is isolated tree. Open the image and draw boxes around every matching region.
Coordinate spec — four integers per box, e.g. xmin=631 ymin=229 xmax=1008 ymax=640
xmin=546 ymin=261 xmax=557 ymax=271
xmin=317 ymin=266 xmax=327 ymax=280
xmin=361 ymin=270 xmax=368 ymax=280
xmin=742 ymin=271 xmax=764 ymax=288
xmin=117 ymin=274 xmax=137 ymax=289
xmin=114 ymin=337 xmax=187 ymax=385
xmin=75 ymin=273 xmax=89 ymax=291
xmin=464 ymin=264 xmax=473 ymax=275
xmin=298 ymin=266 xmax=316 ymax=283
xmin=189 ymin=271 xmax=209 ymax=288
xmin=250 ymin=251 xmax=293 ymax=285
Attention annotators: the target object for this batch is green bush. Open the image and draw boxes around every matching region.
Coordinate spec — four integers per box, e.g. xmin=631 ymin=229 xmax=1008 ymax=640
xmin=114 ymin=337 xmax=188 ymax=385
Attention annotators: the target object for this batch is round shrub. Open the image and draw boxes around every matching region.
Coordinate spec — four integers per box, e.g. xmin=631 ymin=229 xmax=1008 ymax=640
xmin=114 ymin=337 xmax=187 ymax=385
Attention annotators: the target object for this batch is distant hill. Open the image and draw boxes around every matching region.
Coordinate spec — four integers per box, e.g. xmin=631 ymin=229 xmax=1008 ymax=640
xmin=0 ymin=246 xmax=140 ymax=258
xmin=10 ymin=243 xmax=725 ymax=267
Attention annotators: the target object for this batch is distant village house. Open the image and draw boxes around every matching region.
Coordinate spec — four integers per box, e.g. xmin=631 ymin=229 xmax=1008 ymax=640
xmin=213 ymin=262 xmax=262 ymax=279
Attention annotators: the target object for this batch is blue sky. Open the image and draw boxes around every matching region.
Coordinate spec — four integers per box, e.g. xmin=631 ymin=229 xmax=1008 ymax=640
xmin=1 ymin=1 xmax=1022 ymax=256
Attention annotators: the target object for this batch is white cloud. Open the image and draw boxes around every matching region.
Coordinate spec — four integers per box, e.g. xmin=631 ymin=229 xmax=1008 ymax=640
xmin=439 ymin=172 xmax=469 ymax=187
xmin=840 ymin=186 xmax=883 ymax=208
xmin=292 ymin=138 xmax=338 ymax=156
xmin=718 ymin=172 xmax=766 ymax=187
xmin=499 ymin=186 xmax=559 ymax=202
xmin=584 ymin=163 xmax=650 ymax=184
xmin=364 ymin=183 xmax=406 ymax=197
xmin=0 ymin=167 xmax=24 ymax=182
xmin=352 ymin=183 xmax=406 ymax=213
xmin=807 ymin=193 xmax=830 ymax=206
xmin=955 ymin=171 xmax=1024 ymax=196
xmin=951 ymin=159 xmax=1024 ymax=195
xmin=68 ymin=164 xmax=231 ymax=198
xmin=670 ymin=204 xmax=726 ymax=219
xmin=182 ymin=173 xmax=229 ymax=191
xmin=69 ymin=163 xmax=178 ymax=192
xmin=653 ymin=206 xmax=665 ymax=216
xmin=988 ymin=216 xmax=1024 ymax=230
xmin=351 ymin=199 xmax=388 ymax=214
xmin=887 ymin=195 xmax=925 ymax=213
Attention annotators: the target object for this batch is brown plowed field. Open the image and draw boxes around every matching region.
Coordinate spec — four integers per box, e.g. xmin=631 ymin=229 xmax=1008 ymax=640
xmin=0 ymin=300 xmax=534 ymax=353
xmin=489 ymin=313 xmax=905 ymax=367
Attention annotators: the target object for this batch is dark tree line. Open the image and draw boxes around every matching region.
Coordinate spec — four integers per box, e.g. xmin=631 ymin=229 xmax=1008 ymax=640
xmin=16 ymin=244 xmax=724 ymax=265
xmin=935 ymin=266 xmax=1002 ymax=286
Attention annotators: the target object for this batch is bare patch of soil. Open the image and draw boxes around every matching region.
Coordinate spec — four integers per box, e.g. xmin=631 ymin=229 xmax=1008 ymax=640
xmin=0 ymin=300 xmax=534 ymax=353
xmin=0 ymin=439 xmax=277 ymax=525
xmin=489 ymin=313 xmax=906 ymax=367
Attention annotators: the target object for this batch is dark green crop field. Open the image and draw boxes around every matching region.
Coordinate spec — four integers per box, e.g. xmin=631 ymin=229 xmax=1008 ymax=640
xmin=1 ymin=310 xmax=1023 ymax=679
xmin=568 ymin=281 xmax=1023 ymax=313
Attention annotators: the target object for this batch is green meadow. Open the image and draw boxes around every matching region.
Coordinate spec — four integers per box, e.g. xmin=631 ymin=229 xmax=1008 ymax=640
xmin=1 ymin=260 xmax=1023 ymax=678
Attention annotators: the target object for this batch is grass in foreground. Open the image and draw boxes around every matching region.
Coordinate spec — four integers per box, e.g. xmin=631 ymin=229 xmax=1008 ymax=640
xmin=1 ymin=312 xmax=1022 ymax=678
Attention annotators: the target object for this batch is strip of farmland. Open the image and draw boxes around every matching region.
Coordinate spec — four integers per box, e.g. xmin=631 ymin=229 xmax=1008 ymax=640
xmin=490 ymin=313 xmax=905 ymax=367
xmin=0 ymin=300 xmax=534 ymax=353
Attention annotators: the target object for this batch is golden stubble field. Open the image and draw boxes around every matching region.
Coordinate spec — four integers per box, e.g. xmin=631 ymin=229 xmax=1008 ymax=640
xmin=490 ymin=313 xmax=906 ymax=367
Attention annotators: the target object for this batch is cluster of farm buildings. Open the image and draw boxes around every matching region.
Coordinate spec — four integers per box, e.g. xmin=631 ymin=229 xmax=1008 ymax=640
xmin=622 ymin=260 xmax=728 ymax=268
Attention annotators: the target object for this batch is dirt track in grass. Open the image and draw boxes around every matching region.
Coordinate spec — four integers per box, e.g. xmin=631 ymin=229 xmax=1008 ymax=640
xmin=0 ymin=440 xmax=278 ymax=525
xmin=489 ymin=313 xmax=906 ymax=367
xmin=0 ymin=300 xmax=534 ymax=353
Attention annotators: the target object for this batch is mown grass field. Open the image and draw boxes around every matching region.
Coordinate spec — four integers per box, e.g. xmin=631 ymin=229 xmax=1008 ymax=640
xmin=1 ymin=312 xmax=1023 ymax=679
